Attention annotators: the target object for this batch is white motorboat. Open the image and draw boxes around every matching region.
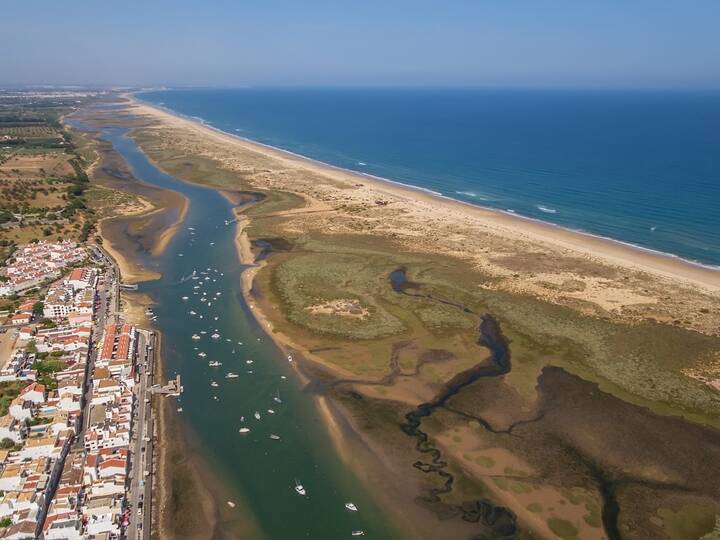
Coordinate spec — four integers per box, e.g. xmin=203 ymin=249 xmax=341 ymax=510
xmin=227 ymin=501 xmax=236 ymax=508
xmin=267 ymin=409 xmax=275 ymax=414
xmin=238 ymin=428 xmax=250 ymax=433
xmin=189 ymin=310 xmax=197 ymax=315
xmin=254 ymin=411 xmax=261 ymax=420
xmin=273 ymin=391 xmax=282 ymax=404
xmin=270 ymin=434 xmax=281 ymax=440
xmin=191 ymin=334 xmax=201 ymax=340
xmin=245 ymin=359 xmax=253 ymax=364
xmin=177 ymin=407 xmax=183 ymax=413
xmin=211 ymin=333 xmax=221 ymax=339
xmin=198 ymin=352 xmax=207 ymax=358
xmin=351 ymin=531 xmax=365 ymax=537
xmin=226 ymin=372 xmax=239 ymax=379
xmin=210 ymin=381 xmax=219 ymax=387
xmin=208 ymin=361 xmax=222 ymax=367
xmin=345 ymin=502 xmax=358 ymax=512
xmin=200 ymin=330 xmax=207 ymax=334
xmin=287 ymin=355 xmax=293 ymax=362
xmin=294 ymin=481 xmax=306 ymax=496
xmin=181 ymin=296 xmax=189 ymax=301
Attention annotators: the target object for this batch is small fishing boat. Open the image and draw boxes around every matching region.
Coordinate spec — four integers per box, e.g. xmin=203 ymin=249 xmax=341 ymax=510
xmin=254 ymin=411 xmax=261 ymax=420
xmin=226 ymin=372 xmax=239 ymax=379
xmin=287 ymin=355 xmax=293 ymax=362
xmin=239 ymin=428 xmax=250 ymax=433
xmin=345 ymin=502 xmax=358 ymax=512
xmin=227 ymin=501 xmax=236 ymax=508
xmin=177 ymin=407 xmax=183 ymax=413
xmin=294 ymin=481 xmax=306 ymax=496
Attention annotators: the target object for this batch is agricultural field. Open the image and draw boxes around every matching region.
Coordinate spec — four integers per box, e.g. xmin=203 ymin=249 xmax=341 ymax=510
xmin=0 ymin=91 xmax=102 ymax=247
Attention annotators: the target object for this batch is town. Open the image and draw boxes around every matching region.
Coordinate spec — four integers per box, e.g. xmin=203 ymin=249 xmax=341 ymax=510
xmin=0 ymin=240 xmax=157 ymax=539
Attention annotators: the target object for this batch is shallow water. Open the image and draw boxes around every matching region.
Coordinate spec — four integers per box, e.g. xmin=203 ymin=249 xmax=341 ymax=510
xmin=93 ymin=124 xmax=398 ymax=539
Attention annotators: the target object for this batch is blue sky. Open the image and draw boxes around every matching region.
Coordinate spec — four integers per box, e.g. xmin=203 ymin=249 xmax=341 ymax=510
xmin=2 ymin=0 xmax=719 ymax=89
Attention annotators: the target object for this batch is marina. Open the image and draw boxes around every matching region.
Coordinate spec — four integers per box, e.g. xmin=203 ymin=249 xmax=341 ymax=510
xmin=98 ymin=125 xmax=392 ymax=538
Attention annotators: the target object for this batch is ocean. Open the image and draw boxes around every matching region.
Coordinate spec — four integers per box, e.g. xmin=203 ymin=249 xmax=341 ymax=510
xmin=139 ymin=88 xmax=720 ymax=267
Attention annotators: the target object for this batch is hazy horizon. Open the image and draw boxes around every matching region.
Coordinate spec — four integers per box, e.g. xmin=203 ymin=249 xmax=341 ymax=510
xmin=2 ymin=0 xmax=720 ymax=90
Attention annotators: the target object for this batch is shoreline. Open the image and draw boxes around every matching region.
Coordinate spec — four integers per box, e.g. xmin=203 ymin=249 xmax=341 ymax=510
xmin=132 ymin=93 xmax=720 ymax=292
xmin=108 ymin=95 xmax=720 ymax=538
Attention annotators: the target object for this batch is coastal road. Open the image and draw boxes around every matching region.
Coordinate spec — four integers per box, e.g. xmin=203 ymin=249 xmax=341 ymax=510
xmin=127 ymin=330 xmax=154 ymax=540
xmin=90 ymin=244 xmax=120 ymax=322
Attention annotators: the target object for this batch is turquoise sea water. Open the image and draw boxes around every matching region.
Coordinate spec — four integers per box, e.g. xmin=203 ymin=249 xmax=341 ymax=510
xmin=140 ymin=88 xmax=720 ymax=267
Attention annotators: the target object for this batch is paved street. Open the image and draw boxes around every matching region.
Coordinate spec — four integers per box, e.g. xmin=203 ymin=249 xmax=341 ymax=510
xmin=127 ymin=331 xmax=155 ymax=540
xmin=87 ymin=243 xmax=155 ymax=539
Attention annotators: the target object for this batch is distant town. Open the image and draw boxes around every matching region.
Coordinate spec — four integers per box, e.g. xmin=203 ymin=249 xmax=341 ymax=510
xmin=0 ymin=239 xmax=157 ymax=538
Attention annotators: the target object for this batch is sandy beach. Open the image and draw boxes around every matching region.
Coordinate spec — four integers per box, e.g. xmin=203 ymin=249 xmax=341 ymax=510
xmin=129 ymin=98 xmax=720 ymax=293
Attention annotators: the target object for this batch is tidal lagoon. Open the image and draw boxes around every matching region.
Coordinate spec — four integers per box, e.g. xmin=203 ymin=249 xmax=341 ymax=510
xmin=97 ymin=124 xmax=398 ymax=538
